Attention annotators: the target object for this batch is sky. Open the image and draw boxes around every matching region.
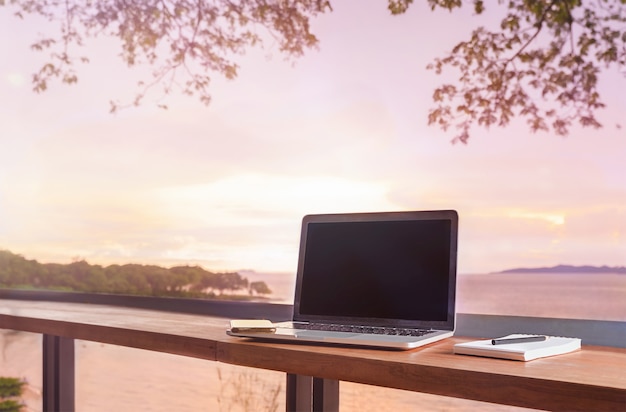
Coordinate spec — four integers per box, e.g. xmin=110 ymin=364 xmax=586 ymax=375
xmin=1 ymin=1 xmax=625 ymax=275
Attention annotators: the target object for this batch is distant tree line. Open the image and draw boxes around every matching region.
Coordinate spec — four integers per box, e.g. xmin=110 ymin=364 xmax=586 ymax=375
xmin=0 ymin=250 xmax=272 ymax=299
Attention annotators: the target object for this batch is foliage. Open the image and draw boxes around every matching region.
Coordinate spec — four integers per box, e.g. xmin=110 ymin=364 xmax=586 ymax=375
xmin=0 ymin=377 xmax=23 ymax=412
xmin=0 ymin=378 xmax=23 ymax=399
xmin=0 ymin=400 xmax=22 ymax=412
xmin=2 ymin=0 xmax=624 ymax=142
xmin=0 ymin=250 xmax=272 ymax=299
xmin=418 ymin=0 xmax=626 ymax=143
xmin=249 ymin=280 xmax=272 ymax=295
xmin=0 ymin=0 xmax=331 ymax=112
xmin=217 ymin=367 xmax=282 ymax=412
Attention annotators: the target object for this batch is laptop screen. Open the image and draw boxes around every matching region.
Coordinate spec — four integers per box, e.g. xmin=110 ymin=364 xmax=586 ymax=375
xmin=293 ymin=211 xmax=458 ymax=329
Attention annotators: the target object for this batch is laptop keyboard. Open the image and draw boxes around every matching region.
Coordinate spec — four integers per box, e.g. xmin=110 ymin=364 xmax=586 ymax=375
xmin=298 ymin=322 xmax=434 ymax=337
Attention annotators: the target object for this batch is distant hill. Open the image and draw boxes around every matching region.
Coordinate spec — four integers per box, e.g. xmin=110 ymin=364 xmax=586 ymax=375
xmin=495 ymin=264 xmax=626 ymax=274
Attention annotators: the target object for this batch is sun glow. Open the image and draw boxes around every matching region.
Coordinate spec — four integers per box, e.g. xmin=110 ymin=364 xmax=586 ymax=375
xmin=153 ymin=173 xmax=397 ymax=224
xmin=5 ymin=72 xmax=25 ymax=87
xmin=141 ymin=174 xmax=399 ymax=271
xmin=507 ymin=210 xmax=566 ymax=226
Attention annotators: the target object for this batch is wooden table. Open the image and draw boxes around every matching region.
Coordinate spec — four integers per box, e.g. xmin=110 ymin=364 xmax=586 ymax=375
xmin=1 ymin=300 xmax=625 ymax=411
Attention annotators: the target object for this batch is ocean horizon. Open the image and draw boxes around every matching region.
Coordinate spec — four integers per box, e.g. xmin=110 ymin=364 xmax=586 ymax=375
xmin=242 ymin=269 xmax=626 ymax=322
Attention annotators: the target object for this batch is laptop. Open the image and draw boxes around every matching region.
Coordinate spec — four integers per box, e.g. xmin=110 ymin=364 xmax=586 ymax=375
xmin=227 ymin=210 xmax=458 ymax=350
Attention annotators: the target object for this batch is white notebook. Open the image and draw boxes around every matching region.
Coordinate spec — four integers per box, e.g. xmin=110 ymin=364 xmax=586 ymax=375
xmin=453 ymin=334 xmax=581 ymax=361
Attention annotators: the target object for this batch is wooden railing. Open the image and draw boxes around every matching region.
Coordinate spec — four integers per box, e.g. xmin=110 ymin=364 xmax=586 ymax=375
xmin=1 ymin=289 xmax=625 ymax=411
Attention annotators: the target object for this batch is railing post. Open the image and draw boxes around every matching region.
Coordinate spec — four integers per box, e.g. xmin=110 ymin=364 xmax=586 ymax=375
xmin=313 ymin=377 xmax=339 ymax=412
xmin=43 ymin=334 xmax=75 ymax=412
xmin=286 ymin=374 xmax=339 ymax=412
xmin=286 ymin=374 xmax=312 ymax=411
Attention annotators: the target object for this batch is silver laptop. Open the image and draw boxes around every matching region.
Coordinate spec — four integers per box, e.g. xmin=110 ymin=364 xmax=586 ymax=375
xmin=228 ymin=210 xmax=458 ymax=350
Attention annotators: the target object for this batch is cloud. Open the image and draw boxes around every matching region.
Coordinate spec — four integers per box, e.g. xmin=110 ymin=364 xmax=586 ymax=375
xmin=142 ymin=173 xmax=399 ymax=270
xmin=4 ymin=73 xmax=25 ymax=87
xmin=154 ymin=173 xmax=395 ymax=219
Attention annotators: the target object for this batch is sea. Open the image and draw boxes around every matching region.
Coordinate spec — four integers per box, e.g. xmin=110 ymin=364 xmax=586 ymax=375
xmin=2 ymin=272 xmax=625 ymax=412
xmin=241 ymin=270 xmax=626 ymax=322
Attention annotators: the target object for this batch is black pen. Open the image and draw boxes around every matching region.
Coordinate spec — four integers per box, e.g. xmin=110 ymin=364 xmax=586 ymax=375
xmin=491 ymin=336 xmax=547 ymax=345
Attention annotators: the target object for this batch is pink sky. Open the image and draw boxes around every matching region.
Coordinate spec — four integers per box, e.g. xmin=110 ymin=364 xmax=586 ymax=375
xmin=1 ymin=2 xmax=624 ymax=274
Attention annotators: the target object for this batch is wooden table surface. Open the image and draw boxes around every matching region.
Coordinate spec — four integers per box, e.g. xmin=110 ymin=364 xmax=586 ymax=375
xmin=219 ymin=334 xmax=626 ymax=411
xmin=0 ymin=299 xmax=225 ymax=361
xmin=2 ymin=300 xmax=625 ymax=411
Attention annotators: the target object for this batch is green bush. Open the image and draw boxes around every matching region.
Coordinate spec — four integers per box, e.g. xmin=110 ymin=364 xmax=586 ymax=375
xmin=0 ymin=378 xmax=22 ymax=398
xmin=0 ymin=399 xmax=21 ymax=412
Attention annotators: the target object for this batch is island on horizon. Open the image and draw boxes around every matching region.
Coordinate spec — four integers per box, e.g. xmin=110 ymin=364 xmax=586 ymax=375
xmin=493 ymin=264 xmax=626 ymax=274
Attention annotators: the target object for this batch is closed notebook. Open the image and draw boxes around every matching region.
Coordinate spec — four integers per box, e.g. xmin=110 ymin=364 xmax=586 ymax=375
xmin=453 ymin=334 xmax=581 ymax=361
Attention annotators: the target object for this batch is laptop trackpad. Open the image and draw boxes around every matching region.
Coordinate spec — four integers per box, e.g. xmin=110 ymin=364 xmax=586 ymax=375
xmin=294 ymin=330 xmax=359 ymax=339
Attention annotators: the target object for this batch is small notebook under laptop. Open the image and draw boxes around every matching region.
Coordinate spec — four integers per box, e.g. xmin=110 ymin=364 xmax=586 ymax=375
xmin=227 ymin=210 xmax=459 ymax=350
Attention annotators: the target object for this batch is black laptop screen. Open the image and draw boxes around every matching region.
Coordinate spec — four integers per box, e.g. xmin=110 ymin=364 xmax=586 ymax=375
xmin=295 ymin=214 xmax=457 ymax=326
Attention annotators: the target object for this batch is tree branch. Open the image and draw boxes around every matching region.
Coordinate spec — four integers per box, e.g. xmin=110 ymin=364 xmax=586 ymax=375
xmin=504 ymin=0 xmax=559 ymax=67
